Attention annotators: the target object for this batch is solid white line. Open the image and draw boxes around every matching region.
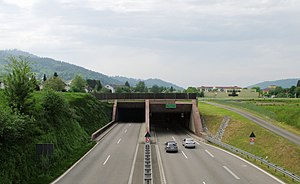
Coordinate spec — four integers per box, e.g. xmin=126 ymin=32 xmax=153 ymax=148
xmin=129 ymin=123 xmax=131 ymax=126
xmin=205 ymin=149 xmax=215 ymax=158
xmin=103 ymin=155 xmax=111 ymax=166
xmin=172 ymin=136 xmax=176 ymax=141
xmin=181 ymin=151 xmax=188 ymax=159
xmin=156 ymin=144 xmax=167 ymax=184
xmin=127 ymin=143 xmax=139 ymax=184
xmin=223 ymin=166 xmax=240 ymax=180
xmin=117 ymin=138 xmax=122 ymax=144
xmin=203 ymin=182 xmax=206 ymax=184
xmin=201 ymin=141 xmax=285 ymax=184
xmin=124 ymin=129 xmax=128 ymax=133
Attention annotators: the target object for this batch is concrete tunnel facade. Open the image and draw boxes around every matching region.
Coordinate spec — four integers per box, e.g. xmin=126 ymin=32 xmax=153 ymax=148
xmin=113 ymin=100 xmax=203 ymax=136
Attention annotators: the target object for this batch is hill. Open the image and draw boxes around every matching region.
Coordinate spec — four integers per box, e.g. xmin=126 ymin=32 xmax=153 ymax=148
xmin=248 ymin=78 xmax=300 ymax=89
xmin=112 ymin=76 xmax=184 ymax=90
xmin=0 ymin=49 xmax=183 ymax=89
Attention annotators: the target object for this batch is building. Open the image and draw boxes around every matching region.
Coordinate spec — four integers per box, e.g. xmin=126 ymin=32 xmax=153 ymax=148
xmin=104 ymin=85 xmax=115 ymax=93
xmin=198 ymin=86 xmax=258 ymax=98
xmin=198 ymin=86 xmax=242 ymax=93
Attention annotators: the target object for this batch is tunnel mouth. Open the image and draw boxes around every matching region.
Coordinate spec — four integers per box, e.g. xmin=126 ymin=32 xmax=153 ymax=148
xmin=117 ymin=102 xmax=145 ymax=122
xmin=150 ymin=112 xmax=190 ymax=129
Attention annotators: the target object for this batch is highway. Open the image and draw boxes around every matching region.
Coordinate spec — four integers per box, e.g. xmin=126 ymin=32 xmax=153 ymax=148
xmin=205 ymin=102 xmax=300 ymax=146
xmin=52 ymin=122 xmax=142 ymax=184
xmin=52 ymin=121 xmax=284 ymax=184
xmin=152 ymin=122 xmax=284 ymax=184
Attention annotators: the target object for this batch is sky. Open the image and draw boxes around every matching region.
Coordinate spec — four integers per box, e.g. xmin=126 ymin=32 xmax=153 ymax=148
xmin=0 ymin=0 xmax=300 ymax=88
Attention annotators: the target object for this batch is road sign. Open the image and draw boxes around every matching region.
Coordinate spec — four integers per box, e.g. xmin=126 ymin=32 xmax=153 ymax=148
xmin=249 ymin=132 xmax=256 ymax=138
xmin=145 ymin=132 xmax=151 ymax=143
xmin=249 ymin=132 xmax=256 ymax=145
xmin=165 ymin=104 xmax=176 ymax=109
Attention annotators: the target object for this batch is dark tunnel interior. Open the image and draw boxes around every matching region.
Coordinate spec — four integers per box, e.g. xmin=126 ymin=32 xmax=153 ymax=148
xmin=117 ymin=107 xmax=145 ymax=122
xmin=150 ymin=112 xmax=190 ymax=129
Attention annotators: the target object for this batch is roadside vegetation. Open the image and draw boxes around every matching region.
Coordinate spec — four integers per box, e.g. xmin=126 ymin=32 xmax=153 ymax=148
xmin=0 ymin=57 xmax=112 ymax=184
xmin=208 ymin=98 xmax=300 ymax=135
xmin=199 ymin=102 xmax=300 ymax=183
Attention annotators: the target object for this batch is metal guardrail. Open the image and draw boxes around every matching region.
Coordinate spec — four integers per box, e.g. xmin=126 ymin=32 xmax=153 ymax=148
xmin=144 ymin=143 xmax=153 ymax=184
xmin=205 ymin=136 xmax=300 ymax=182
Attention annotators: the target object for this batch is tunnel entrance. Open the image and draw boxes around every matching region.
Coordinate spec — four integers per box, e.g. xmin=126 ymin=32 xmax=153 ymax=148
xmin=150 ymin=112 xmax=190 ymax=129
xmin=117 ymin=102 xmax=145 ymax=122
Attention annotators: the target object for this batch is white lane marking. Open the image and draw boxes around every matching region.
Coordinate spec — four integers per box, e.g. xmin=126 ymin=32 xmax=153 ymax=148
xmin=117 ymin=138 xmax=122 ymax=144
xmin=103 ymin=155 xmax=111 ymax=166
xmin=181 ymin=151 xmax=188 ymax=159
xmin=172 ymin=136 xmax=176 ymax=141
xmin=124 ymin=129 xmax=128 ymax=133
xmin=129 ymin=123 xmax=131 ymax=126
xmin=128 ymin=144 xmax=139 ymax=184
xmin=201 ymin=141 xmax=285 ymax=184
xmin=223 ymin=166 xmax=240 ymax=180
xmin=205 ymin=149 xmax=215 ymax=158
xmin=203 ymin=182 xmax=206 ymax=184
xmin=156 ymin=144 xmax=167 ymax=184
xmin=195 ymin=141 xmax=200 ymax=145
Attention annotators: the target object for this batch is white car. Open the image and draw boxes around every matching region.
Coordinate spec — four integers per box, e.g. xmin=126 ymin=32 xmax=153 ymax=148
xmin=182 ymin=138 xmax=196 ymax=148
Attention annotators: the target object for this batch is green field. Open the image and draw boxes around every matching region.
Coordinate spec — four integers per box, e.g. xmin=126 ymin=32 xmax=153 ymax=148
xmin=199 ymin=102 xmax=300 ymax=183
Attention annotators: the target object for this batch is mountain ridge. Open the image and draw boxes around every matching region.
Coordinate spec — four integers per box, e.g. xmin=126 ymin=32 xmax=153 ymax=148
xmin=0 ymin=49 xmax=183 ymax=89
xmin=248 ymin=78 xmax=300 ymax=89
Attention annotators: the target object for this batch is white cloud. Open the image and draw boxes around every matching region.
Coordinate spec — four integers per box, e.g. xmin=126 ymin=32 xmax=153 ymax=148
xmin=0 ymin=0 xmax=300 ymax=87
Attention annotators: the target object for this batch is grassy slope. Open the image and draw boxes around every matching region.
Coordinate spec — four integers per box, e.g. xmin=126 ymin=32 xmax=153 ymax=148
xmin=0 ymin=91 xmax=112 ymax=184
xmin=210 ymin=98 xmax=300 ymax=136
xmin=199 ymin=102 xmax=300 ymax=183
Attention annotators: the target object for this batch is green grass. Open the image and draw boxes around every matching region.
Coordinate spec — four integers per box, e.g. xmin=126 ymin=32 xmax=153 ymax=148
xmin=206 ymin=98 xmax=300 ymax=136
xmin=199 ymin=102 xmax=300 ymax=183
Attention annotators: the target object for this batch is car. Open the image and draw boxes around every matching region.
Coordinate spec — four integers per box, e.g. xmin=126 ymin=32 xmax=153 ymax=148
xmin=165 ymin=141 xmax=178 ymax=153
xmin=182 ymin=138 xmax=196 ymax=148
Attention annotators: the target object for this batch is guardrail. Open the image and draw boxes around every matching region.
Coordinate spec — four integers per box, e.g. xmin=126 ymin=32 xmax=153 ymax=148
xmin=205 ymin=136 xmax=300 ymax=182
xmin=144 ymin=142 xmax=153 ymax=184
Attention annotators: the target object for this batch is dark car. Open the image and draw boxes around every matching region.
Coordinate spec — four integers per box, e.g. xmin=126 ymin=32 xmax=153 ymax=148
xmin=165 ymin=141 xmax=178 ymax=153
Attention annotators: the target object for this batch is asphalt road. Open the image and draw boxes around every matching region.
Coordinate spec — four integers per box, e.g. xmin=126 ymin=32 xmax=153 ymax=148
xmin=205 ymin=102 xmax=300 ymax=146
xmin=52 ymin=122 xmax=142 ymax=184
xmin=153 ymin=123 xmax=284 ymax=184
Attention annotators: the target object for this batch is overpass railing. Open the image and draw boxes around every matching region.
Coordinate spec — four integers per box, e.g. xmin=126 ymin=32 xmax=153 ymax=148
xmin=93 ymin=93 xmax=197 ymax=100
xmin=206 ymin=136 xmax=300 ymax=182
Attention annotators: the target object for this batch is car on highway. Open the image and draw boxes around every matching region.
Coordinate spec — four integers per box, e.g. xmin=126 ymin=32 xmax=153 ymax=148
xmin=165 ymin=141 xmax=178 ymax=153
xmin=182 ymin=138 xmax=196 ymax=148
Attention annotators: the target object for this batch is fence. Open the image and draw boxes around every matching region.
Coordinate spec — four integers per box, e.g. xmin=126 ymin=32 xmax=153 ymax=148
xmin=206 ymin=136 xmax=300 ymax=182
xmin=93 ymin=93 xmax=197 ymax=100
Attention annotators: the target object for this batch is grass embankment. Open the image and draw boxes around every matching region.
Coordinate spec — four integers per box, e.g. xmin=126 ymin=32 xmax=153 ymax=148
xmin=0 ymin=90 xmax=112 ymax=184
xmin=209 ymin=98 xmax=300 ymax=136
xmin=199 ymin=102 xmax=300 ymax=183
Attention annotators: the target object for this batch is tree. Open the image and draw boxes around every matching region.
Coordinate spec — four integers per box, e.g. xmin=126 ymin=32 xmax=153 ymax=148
xmin=295 ymin=87 xmax=300 ymax=98
xmin=135 ymin=81 xmax=147 ymax=92
xmin=86 ymin=79 xmax=102 ymax=92
xmin=70 ymin=75 xmax=87 ymax=92
xmin=170 ymin=86 xmax=174 ymax=93
xmin=150 ymin=85 xmax=160 ymax=93
xmin=252 ymin=87 xmax=262 ymax=97
xmin=186 ymin=87 xmax=198 ymax=93
xmin=3 ymin=56 xmax=34 ymax=114
xmin=43 ymin=74 xmax=47 ymax=82
xmin=125 ymin=81 xmax=130 ymax=88
xmin=115 ymin=86 xmax=131 ymax=93
xmin=53 ymin=72 xmax=58 ymax=77
xmin=43 ymin=76 xmax=66 ymax=92
xmin=297 ymin=80 xmax=300 ymax=87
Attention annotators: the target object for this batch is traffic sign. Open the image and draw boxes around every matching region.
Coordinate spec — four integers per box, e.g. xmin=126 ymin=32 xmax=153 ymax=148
xmin=165 ymin=104 xmax=176 ymax=109
xmin=145 ymin=132 xmax=151 ymax=137
xmin=249 ymin=132 xmax=256 ymax=138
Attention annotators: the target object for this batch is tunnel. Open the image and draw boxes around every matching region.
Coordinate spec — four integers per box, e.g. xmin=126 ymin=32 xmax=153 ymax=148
xmin=117 ymin=102 xmax=145 ymax=122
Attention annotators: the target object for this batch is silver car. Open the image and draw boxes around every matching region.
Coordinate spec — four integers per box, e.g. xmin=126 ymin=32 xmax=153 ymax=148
xmin=165 ymin=141 xmax=178 ymax=153
xmin=182 ymin=138 xmax=196 ymax=148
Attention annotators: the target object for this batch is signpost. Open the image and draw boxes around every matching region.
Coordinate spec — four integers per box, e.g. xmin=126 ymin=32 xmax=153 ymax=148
xmin=145 ymin=131 xmax=151 ymax=143
xmin=249 ymin=132 xmax=256 ymax=145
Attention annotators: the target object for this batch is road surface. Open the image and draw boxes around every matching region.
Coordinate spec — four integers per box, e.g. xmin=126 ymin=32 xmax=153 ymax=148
xmin=52 ymin=122 xmax=142 ymax=184
xmin=205 ymin=101 xmax=300 ymax=146
xmin=152 ymin=122 xmax=284 ymax=184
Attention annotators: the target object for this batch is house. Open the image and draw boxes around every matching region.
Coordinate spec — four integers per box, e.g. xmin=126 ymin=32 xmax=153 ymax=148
xmin=198 ymin=86 xmax=242 ymax=93
xmin=104 ymin=85 xmax=115 ymax=93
